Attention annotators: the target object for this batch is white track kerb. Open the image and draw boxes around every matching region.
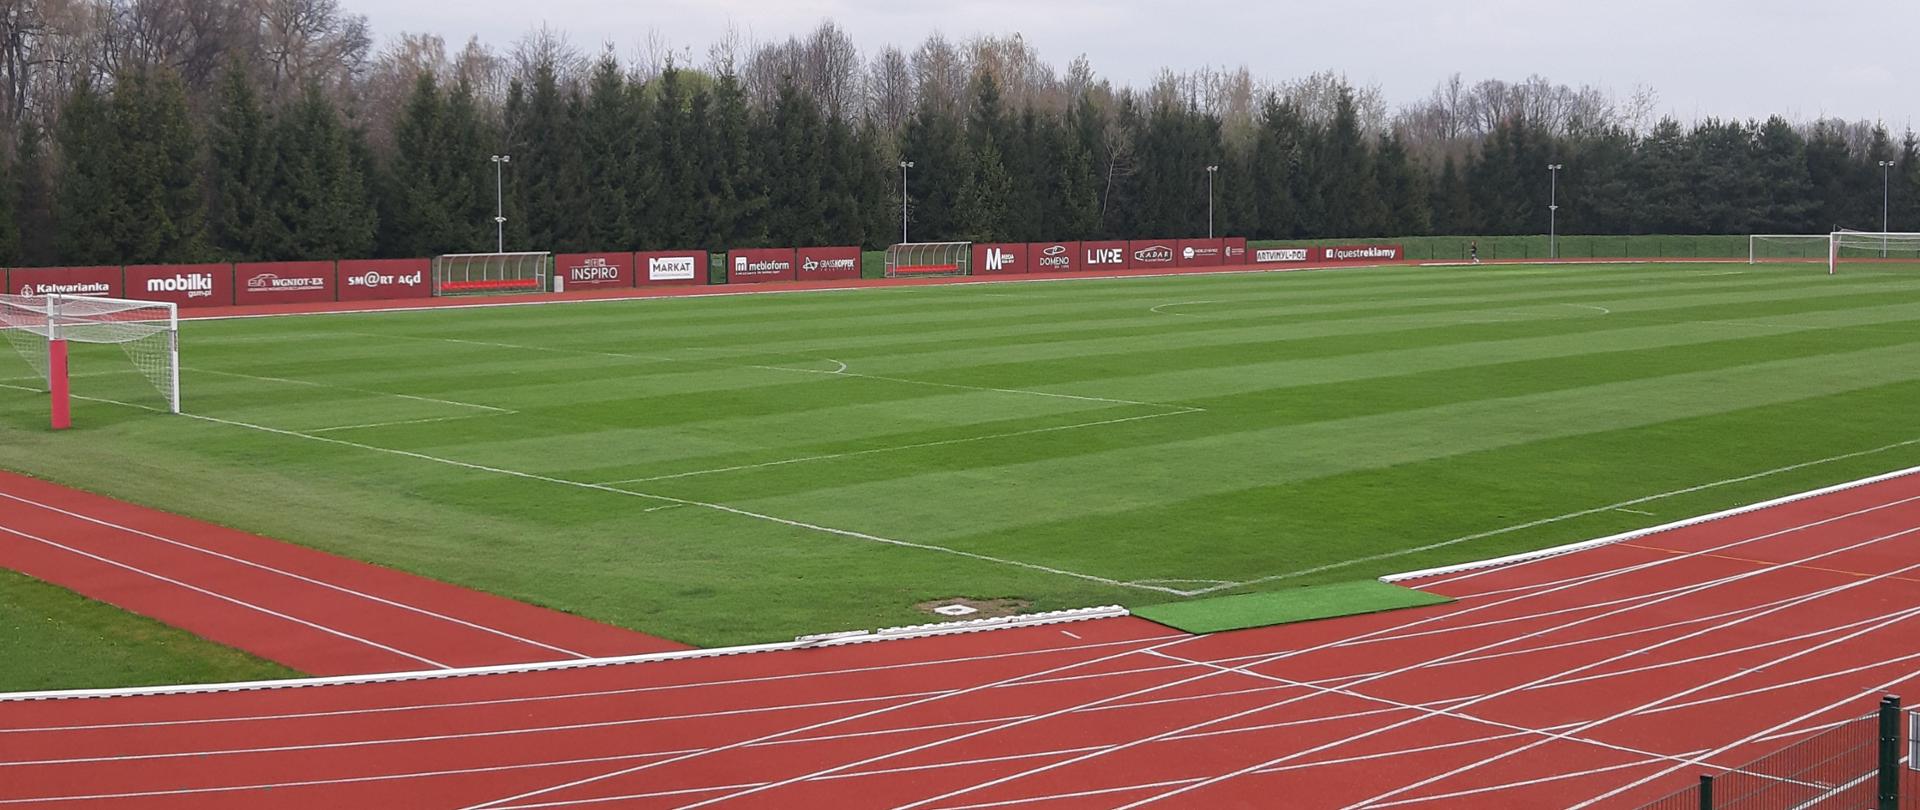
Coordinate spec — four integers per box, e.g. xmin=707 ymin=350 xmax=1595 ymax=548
xmin=7 ymin=463 xmax=1918 ymax=705
xmin=0 ymin=606 xmax=1128 ymax=702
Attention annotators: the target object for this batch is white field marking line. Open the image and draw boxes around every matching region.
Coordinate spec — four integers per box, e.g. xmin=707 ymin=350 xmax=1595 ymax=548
xmin=0 ymin=490 xmax=595 ymax=661
xmin=1700 ymin=270 xmax=1748 ymax=277
xmin=0 ymin=633 xmax=1179 ymax=733
xmin=1144 ymin=649 xmax=1727 ymax=771
xmin=680 ymin=488 xmax=1894 ymax=810
xmin=451 ymin=635 xmax=1207 ymax=810
xmin=350 ymin=331 xmax=1195 ymax=411
xmin=1614 ymin=507 xmax=1656 ymax=516
xmin=0 ymin=523 xmax=449 ymax=669
xmin=1367 ymin=754 xmax=1694 ymax=809
xmin=592 ymin=408 xmax=1199 ymax=487
xmin=189 ymin=366 xmax=513 ymax=413
xmin=640 ymin=504 xmax=684 ymax=513
xmin=308 ymin=413 xmax=499 ymax=433
xmin=1338 ymin=561 xmax=1920 ymax=810
xmin=172 ymin=411 xmax=1191 ymax=597
xmin=1561 ymin=302 xmax=1613 ymax=314
xmin=1147 ymin=300 xmax=1217 ymax=316
xmin=1568 ymin=655 xmax=1920 ymax=807
xmin=906 ymin=517 xmax=1920 ymax=810
xmin=1206 ymin=441 xmax=1920 ymax=596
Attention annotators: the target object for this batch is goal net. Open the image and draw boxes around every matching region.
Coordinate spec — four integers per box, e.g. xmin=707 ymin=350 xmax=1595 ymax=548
xmin=1749 ymin=234 xmax=1833 ymax=264
xmin=1828 ymin=231 xmax=1920 ymax=275
xmin=431 ymin=252 xmax=552 ymax=296
xmin=0 ymin=294 xmax=180 ymax=425
xmin=884 ymin=242 xmax=971 ymax=278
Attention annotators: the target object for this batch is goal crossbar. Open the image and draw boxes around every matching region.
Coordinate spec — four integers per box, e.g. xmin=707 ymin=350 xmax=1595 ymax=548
xmin=0 ymin=293 xmax=180 ymax=426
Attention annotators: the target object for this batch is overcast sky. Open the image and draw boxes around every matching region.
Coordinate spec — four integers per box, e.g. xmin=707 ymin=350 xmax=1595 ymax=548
xmin=343 ymin=0 xmax=1916 ymax=127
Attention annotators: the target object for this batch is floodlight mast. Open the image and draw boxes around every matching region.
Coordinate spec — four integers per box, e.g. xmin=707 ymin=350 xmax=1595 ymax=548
xmin=1548 ymin=163 xmax=1564 ymax=259
xmin=1880 ymin=160 xmax=1896 ymax=257
xmin=899 ymin=160 xmax=914 ymax=243
xmin=1206 ymin=165 xmax=1220 ymax=239
xmin=491 ymin=154 xmax=511 ymax=253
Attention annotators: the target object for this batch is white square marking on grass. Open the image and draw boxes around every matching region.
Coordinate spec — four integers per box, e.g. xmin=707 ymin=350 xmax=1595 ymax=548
xmin=932 ymin=604 xmax=979 ymax=617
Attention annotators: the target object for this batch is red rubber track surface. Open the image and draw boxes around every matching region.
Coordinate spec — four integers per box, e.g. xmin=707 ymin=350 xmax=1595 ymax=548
xmin=5 ymin=471 xmax=1920 ymax=808
xmin=0 ymin=470 xmax=685 ymax=675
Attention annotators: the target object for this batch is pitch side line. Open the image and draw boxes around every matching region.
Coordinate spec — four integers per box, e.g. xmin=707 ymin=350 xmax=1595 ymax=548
xmin=189 ymin=366 xmax=513 ymax=413
xmin=0 ymin=490 xmax=596 ymax=660
xmin=154 ymin=409 xmax=1189 ymax=597
xmin=1196 ymin=443 xmax=1920 ymax=595
xmin=887 ymin=516 xmax=1920 ymax=810
xmin=0 ymin=523 xmax=448 ymax=669
xmin=592 ymin=409 xmax=1200 ymax=487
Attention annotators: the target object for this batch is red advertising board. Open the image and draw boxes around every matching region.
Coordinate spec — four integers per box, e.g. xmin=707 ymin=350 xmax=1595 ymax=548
xmin=337 ymin=259 xmax=431 ymax=301
xmin=124 ymin=263 xmax=233 ymax=308
xmin=1028 ymin=242 xmax=1080 ymax=274
xmin=1318 ymin=244 xmax=1405 ymax=263
xmin=1176 ymin=239 xmax=1225 ymax=268
xmin=635 ymin=251 xmax=706 ymax=286
xmin=1223 ymin=237 xmax=1249 ymax=265
xmin=1127 ymin=240 xmax=1179 ymax=270
xmin=796 ymin=246 xmax=861 ymax=281
xmin=727 ymin=248 xmax=797 ymax=284
xmin=6 ymin=266 xmax=122 ymax=298
xmin=971 ymin=243 xmax=1029 ymax=275
xmin=1080 ymin=240 xmax=1130 ymax=272
xmin=554 ymin=252 xmax=634 ymax=290
xmin=234 ymin=261 xmax=336 ymax=305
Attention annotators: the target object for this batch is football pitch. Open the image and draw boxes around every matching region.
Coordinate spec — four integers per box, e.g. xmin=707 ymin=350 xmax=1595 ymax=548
xmin=5 ymin=261 xmax=1920 ymax=650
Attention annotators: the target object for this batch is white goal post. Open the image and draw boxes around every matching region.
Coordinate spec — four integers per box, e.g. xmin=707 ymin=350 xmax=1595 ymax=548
xmin=1749 ymin=234 xmax=1832 ymax=264
xmin=1828 ymin=230 xmax=1920 ymax=275
xmin=884 ymin=242 xmax=972 ymax=278
xmin=431 ymin=252 xmax=552 ymax=296
xmin=0 ymin=293 xmax=180 ymax=428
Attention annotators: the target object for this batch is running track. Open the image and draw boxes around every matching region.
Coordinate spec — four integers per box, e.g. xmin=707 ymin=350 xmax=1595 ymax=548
xmin=0 ymin=470 xmax=684 ymax=674
xmin=4 ymin=470 xmax=1920 ymax=807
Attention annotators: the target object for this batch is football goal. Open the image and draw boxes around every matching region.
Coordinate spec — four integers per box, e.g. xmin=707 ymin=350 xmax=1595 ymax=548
xmin=884 ymin=242 xmax=971 ymax=278
xmin=1828 ymin=230 xmax=1920 ymax=275
xmin=0 ymin=293 xmax=180 ymax=428
xmin=431 ymin=252 xmax=552 ymax=296
xmin=1748 ymin=234 xmax=1833 ymax=264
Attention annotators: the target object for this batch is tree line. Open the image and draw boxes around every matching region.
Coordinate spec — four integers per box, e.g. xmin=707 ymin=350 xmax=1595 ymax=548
xmin=0 ymin=3 xmax=1912 ymax=268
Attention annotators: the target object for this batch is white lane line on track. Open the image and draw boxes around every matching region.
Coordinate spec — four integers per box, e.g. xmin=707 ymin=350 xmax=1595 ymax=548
xmin=593 ymin=408 xmax=1200 ymax=487
xmin=1367 ymin=754 xmax=1695 ymax=808
xmin=1571 ymin=656 xmax=1920 ymax=806
xmin=891 ymin=514 xmax=1920 ymax=810
xmin=171 ymin=410 xmax=1192 ymax=596
xmin=0 ymin=490 xmax=595 ymax=661
xmin=1197 ymin=437 xmax=1920 ymax=595
xmin=1331 ymin=558 xmax=1920 ymax=808
xmin=453 ymin=635 xmax=1206 ymax=810
xmin=0 ymin=524 xmax=449 ymax=670
xmin=658 ymin=488 xmax=1920 ymax=810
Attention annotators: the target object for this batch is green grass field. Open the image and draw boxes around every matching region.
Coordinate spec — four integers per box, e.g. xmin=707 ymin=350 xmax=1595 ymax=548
xmin=5 ymin=261 xmax=1920 ymax=658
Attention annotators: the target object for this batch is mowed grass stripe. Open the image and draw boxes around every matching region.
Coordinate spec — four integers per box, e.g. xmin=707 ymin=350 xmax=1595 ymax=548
xmin=1 ymin=262 xmax=1916 ymax=648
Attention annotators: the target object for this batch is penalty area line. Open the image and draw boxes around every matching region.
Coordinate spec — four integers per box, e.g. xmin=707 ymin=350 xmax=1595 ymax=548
xmin=168 ymin=410 xmax=1189 ymax=597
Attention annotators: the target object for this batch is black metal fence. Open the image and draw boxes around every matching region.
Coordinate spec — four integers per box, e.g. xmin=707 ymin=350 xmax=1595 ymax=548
xmin=1633 ymin=696 xmax=1905 ymax=810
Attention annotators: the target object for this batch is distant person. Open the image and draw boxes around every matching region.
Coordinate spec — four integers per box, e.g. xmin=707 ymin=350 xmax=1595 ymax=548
xmin=1469 ymin=240 xmax=1480 ymax=264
